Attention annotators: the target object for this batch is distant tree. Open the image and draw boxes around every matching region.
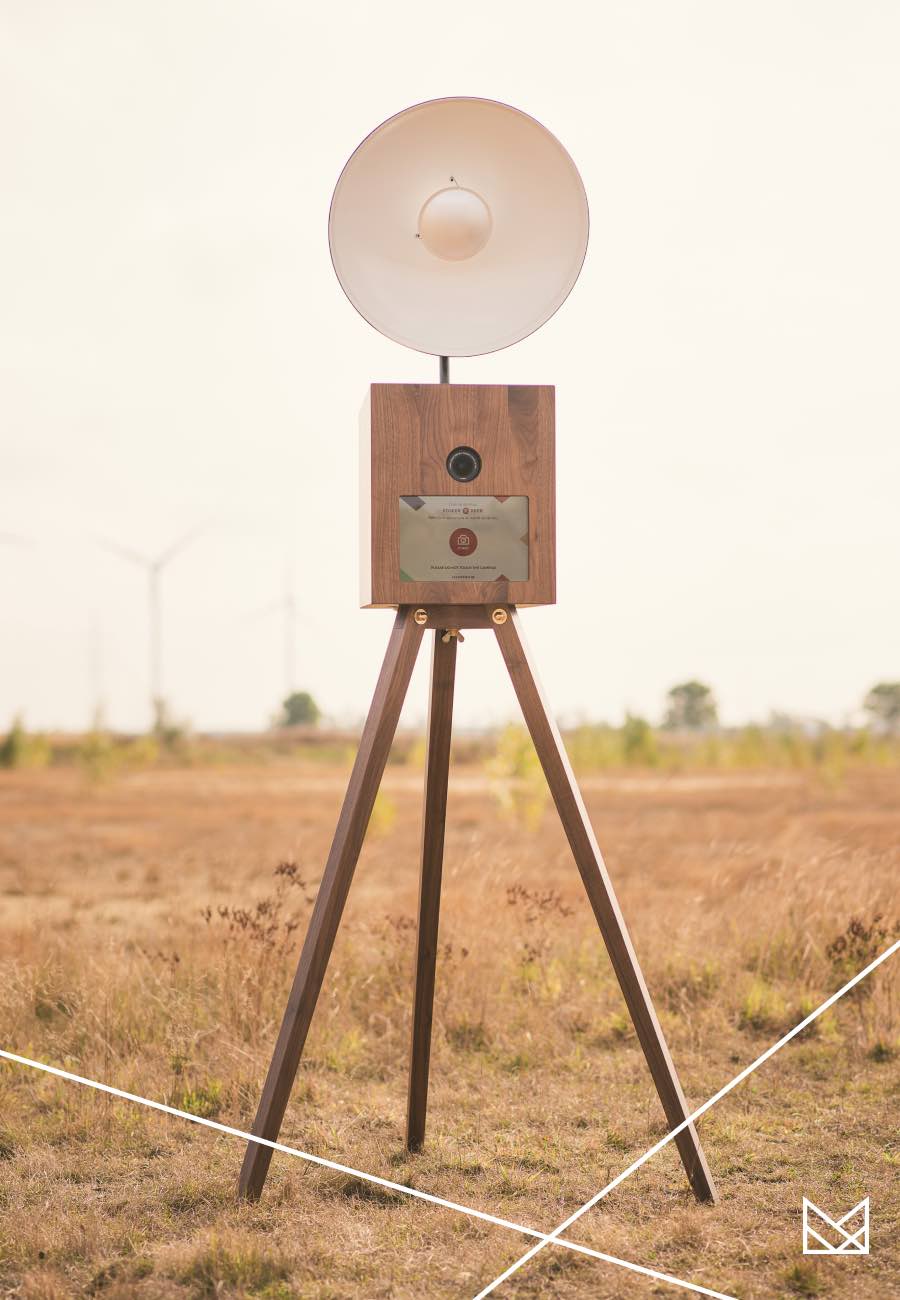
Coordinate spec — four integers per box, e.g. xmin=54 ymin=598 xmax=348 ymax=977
xmin=0 ymin=716 xmax=26 ymax=768
xmin=863 ymin=682 xmax=900 ymax=734
xmin=279 ymin=691 xmax=320 ymax=728
xmin=663 ymin=680 xmax=718 ymax=731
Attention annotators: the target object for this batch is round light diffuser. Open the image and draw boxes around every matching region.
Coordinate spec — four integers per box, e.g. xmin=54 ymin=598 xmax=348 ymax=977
xmin=328 ymin=97 xmax=589 ymax=357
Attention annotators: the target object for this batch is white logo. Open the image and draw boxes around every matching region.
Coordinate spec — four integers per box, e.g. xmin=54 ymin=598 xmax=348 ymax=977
xmin=802 ymin=1197 xmax=869 ymax=1254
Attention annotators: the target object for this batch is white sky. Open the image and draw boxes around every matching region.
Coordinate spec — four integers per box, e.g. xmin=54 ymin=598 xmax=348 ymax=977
xmin=1 ymin=1 xmax=898 ymax=733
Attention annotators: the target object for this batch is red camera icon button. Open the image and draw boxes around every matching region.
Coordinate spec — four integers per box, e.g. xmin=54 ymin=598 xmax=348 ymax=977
xmin=449 ymin=527 xmax=478 ymax=556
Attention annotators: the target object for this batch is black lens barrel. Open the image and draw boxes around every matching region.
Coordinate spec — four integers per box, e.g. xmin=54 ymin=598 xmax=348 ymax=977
xmin=446 ymin=446 xmax=482 ymax=483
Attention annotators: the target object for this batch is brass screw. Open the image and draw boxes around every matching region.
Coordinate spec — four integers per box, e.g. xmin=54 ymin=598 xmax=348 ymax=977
xmin=413 ymin=608 xmax=428 ymax=626
xmin=441 ymin=629 xmax=465 ymax=643
xmin=491 ymin=608 xmax=508 ymax=625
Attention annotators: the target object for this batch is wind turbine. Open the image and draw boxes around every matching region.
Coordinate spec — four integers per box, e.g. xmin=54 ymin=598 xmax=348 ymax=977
xmin=243 ymin=552 xmax=310 ymax=700
xmin=94 ymin=527 xmax=203 ymax=729
xmin=88 ymin=610 xmax=106 ymax=730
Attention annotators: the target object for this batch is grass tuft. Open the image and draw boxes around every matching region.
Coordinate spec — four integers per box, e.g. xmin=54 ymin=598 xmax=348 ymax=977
xmin=176 ymin=1235 xmax=290 ymax=1297
xmin=738 ymin=977 xmax=787 ymax=1033
xmin=176 ymin=1081 xmax=223 ymax=1119
xmin=446 ymin=1018 xmax=490 ymax=1052
xmin=784 ymin=1260 xmax=823 ymax=1295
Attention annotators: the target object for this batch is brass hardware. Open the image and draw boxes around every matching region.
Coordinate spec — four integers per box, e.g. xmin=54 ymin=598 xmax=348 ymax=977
xmin=441 ymin=629 xmax=465 ymax=643
xmin=491 ymin=608 xmax=508 ymax=625
xmin=413 ymin=608 xmax=428 ymax=625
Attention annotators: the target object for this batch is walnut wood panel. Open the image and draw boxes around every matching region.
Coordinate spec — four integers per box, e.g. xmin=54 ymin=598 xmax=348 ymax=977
xmin=361 ymin=384 xmax=555 ymax=608
xmin=406 ymin=631 xmax=457 ymax=1150
xmin=238 ymin=607 xmax=424 ymax=1201
xmin=494 ymin=609 xmax=718 ymax=1204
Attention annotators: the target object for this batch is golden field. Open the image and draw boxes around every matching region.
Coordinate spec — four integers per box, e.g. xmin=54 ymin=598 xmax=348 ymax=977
xmin=0 ymin=747 xmax=898 ymax=1299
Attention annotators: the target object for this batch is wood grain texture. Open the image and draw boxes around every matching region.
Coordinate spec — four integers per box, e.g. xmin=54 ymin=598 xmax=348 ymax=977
xmin=361 ymin=384 xmax=555 ymax=607
xmin=494 ymin=609 xmax=718 ymax=1204
xmin=238 ymin=607 xmax=424 ymax=1201
xmin=406 ymin=631 xmax=457 ymax=1150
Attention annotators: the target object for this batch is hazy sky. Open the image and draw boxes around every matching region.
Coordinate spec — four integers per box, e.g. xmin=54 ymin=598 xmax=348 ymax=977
xmin=2 ymin=2 xmax=898 ymax=732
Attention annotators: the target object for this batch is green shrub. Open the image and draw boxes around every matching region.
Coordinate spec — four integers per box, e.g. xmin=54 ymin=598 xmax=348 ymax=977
xmin=77 ymin=729 xmax=119 ymax=781
xmin=622 ymin=714 xmax=658 ymax=765
xmin=487 ymin=724 xmax=548 ymax=828
xmin=177 ymin=1079 xmax=223 ymax=1118
xmin=368 ymin=789 xmax=397 ymax=836
xmin=739 ymin=977 xmax=787 ymax=1032
xmin=0 ymin=717 xmax=50 ymax=769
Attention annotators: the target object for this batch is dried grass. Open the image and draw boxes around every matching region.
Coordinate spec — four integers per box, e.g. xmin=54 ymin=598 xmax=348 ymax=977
xmin=0 ymin=762 xmax=897 ymax=1298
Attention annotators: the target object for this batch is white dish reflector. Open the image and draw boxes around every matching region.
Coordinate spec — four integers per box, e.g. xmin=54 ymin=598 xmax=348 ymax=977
xmin=328 ymin=97 xmax=589 ymax=357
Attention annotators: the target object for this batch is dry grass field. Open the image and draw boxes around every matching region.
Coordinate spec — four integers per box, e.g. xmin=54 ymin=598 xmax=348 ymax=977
xmin=0 ymin=752 xmax=898 ymax=1299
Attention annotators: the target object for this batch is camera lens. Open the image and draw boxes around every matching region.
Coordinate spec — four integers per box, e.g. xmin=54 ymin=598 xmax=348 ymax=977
xmin=446 ymin=446 xmax=482 ymax=483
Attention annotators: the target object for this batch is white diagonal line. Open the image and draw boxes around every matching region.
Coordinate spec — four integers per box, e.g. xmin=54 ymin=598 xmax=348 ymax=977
xmin=804 ymin=1197 xmax=864 ymax=1240
xmin=836 ymin=1234 xmax=867 ymax=1252
xmin=805 ymin=1227 xmax=839 ymax=1252
xmin=805 ymin=1226 xmax=866 ymax=1253
xmin=803 ymin=1197 xmax=868 ymax=1253
xmin=523 ymin=1243 xmax=734 ymax=1297
xmin=0 ymin=1048 xmax=732 ymax=1298
xmin=473 ymin=938 xmax=899 ymax=1298
xmin=0 ymin=1048 xmax=543 ymax=1235
xmin=836 ymin=1200 xmax=868 ymax=1226
xmin=6 ymin=942 xmax=894 ymax=1300
xmin=804 ymin=1228 xmax=867 ymax=1255
xmin=803 ymin=1198 xmax=846 ymax=1237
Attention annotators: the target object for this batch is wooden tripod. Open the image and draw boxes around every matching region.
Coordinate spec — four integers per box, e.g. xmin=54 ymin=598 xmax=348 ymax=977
xmin=238 ymin=605 xmax=717 ymax=1204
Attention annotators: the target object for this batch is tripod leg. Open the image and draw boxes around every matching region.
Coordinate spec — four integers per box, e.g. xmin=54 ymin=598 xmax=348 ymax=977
xmin=407 ymin=631 xmax=457 ymax=1150
xmin=238 ymin=607 xmax=425 ymax=1201
xmin=494 ymin=609 xmax=717 ymax=1203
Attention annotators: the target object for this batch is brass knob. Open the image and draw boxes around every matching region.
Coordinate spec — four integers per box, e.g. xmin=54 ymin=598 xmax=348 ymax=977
xmin=413 ymin=608 xmax=428 ymax=626
xmin=491 ymin=608 xmax=508 ymax=625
